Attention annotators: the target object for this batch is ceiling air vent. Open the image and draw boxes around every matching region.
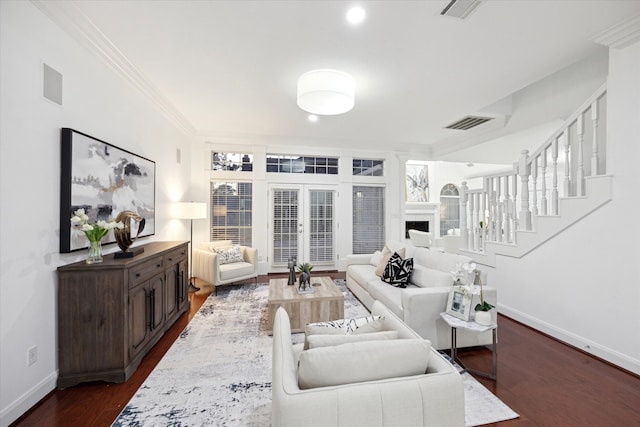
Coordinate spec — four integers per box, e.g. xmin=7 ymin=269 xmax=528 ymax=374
xmin=445 ymin=116 xmax=493 ymax=130
xmin=440 ymin=0 xmax=482 ymax=20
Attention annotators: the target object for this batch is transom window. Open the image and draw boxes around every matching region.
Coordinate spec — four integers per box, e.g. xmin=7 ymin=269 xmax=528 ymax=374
xmin=353 ymin=158 xmax=383 ymax=176
xmin=266 ymin=154 xmax=338 ymax=174
xmin=211 ymin=152 xmax=253 ymax=171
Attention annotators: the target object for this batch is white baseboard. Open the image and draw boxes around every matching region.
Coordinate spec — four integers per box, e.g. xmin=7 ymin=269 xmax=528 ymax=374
xmin=0 ymin=371 xmax=57 ymax=427
xmin=498 ymin=304 xmax=640 ymax=376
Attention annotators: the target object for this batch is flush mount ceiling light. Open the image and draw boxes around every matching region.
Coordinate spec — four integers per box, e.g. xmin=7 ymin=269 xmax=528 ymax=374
xmin=297 ymin=69 xmax=355 ymax=116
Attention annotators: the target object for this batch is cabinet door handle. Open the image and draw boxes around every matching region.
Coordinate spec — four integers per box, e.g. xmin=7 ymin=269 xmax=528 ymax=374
xmin=149 ymin=289 xmax=156 ymax=330
xmin=180 ymin=271 xmax=185 ymax=302
xmin=136 ymin=273 xmax=141 ymax=277
xmin=175 ymin=269 xmax=181 ymax=304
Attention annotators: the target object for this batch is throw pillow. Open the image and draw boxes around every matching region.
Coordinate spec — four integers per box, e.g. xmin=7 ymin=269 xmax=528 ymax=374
xmin=374 ymin=245 xmax=406 ymax=277
xmin=382 ymin=252 xmax=414 ymax=288
xmin=298 ymin=339 xmax=431 ymax=389
xmin=303 ymin=315 xmax=386 ymax=349
xmin=306 ymin=331 xmax=399 ymax=349
xmin=410 ymin=265 xmax=454 ymax=288
xmin=213 ymin=245 xmax=244 ymax=264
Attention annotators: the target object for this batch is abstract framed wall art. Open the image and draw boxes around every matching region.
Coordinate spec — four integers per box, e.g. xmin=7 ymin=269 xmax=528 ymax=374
xmin=405 ymin=162 xmax=429 ymax=202
xmin=60 ymin=128 xmax=156 ymax=253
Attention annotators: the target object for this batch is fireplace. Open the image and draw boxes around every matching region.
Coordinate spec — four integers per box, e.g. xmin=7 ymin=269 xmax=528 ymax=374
xmin=405 ymin=221 xmax=429 ymax=238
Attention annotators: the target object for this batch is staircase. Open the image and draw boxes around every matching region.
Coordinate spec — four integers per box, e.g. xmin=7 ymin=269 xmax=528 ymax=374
xmin=458 ymin=83 xmax=611 ymax=267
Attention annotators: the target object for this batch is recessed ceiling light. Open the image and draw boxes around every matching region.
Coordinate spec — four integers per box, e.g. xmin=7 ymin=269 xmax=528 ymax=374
xmin=346 ymin=7 xmax=366 ymax=24
xmin=308 ymin=114 xmax=318 ymax=122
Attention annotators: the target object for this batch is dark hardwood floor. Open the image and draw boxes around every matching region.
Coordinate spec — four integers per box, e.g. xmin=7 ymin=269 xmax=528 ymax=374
xmin=12 ymin=273 xmax=640 ymax=426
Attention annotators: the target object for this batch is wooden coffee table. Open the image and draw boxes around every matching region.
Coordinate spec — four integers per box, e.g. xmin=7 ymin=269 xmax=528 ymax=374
xmin=266 ymin=276 xmax=344 ymax=334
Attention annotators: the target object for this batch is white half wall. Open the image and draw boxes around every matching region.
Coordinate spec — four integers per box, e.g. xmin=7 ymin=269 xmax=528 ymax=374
xmin=0 ymin=2 xmax=193 ymax=425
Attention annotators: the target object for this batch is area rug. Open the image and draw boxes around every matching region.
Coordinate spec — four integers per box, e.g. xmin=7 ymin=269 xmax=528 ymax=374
xmin=113 ymin=281 xmax=518 ymax=426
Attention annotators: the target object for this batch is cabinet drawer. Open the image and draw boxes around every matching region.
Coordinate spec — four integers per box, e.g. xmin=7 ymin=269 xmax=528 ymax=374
xmin=164 ymin=246 xmax=187 ymax=265
xmin=129 ymin=258 xmax=164 ymax=286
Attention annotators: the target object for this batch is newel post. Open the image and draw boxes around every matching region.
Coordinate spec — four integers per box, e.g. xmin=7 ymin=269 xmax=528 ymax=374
xmin=460 ymin=181 xmax=469 ymax=250
xmin=519 ymin=150 xmax=532 ymax=231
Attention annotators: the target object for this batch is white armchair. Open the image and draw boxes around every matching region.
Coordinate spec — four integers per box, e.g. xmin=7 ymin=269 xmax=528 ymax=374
xmin=192 ymin=240 xmax=258 ymax=289
xmin=272 ymin=300 xmax=465 ymax=426
xmin=408 ymin=229 xmax=433 ymax=248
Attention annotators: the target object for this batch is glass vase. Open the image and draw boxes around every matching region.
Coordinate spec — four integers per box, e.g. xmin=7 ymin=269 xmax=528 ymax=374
xmin=86 ymin=240 xmax=103 ymax=264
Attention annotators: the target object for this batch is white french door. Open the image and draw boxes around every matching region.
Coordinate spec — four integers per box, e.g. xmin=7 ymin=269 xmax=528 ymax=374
xmin=269 ymin=184 xmax=337 ymax=272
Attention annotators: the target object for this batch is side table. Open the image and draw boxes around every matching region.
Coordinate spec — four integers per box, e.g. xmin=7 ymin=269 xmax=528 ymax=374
xmin=440 ymin=312 xmax=497 ymax=380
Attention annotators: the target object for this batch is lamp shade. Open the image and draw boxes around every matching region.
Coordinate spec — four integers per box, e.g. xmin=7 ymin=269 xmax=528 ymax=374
xmin=297 ymin=69 xmax=355 ymax=115
xmin=174 ymin=202 xmax=207 ymax=220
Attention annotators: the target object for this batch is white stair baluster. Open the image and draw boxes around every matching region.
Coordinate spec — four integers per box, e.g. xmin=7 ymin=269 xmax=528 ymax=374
xmin=564 ymin=131 xmax=572 ymax=197
xmin=460 ymin=181 xmax=469 ymax=250
xmin=540 ymin=148 xmax=548 ymax=216
xmin=531 ymin=155 xmax=538 ymax=220
xmin=591 ymin=99 xmax=599 ymax=176
xmin=469 ymin=190 xmax=476 ymax=251
xmin=576 ymin=113 xmax=585 ymax=196
xmin=490 ymin=178 xmax=497 ymax=244
xmin=511 ymin=171 xmax=518 ymax=244
xmin=504 ymin=175 xmax=512 ymax=243
xmin=495 ymin=176 xmax=502 ymax=243
xmin=552 ymin=136 xmax=559 ymax=215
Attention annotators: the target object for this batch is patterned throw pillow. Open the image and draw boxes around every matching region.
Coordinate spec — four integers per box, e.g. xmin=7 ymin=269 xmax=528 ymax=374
xmin=374 ymin=245 xmax=406 ymax=277
xmin=382 ymin=252 xmax=414 ymax=288
xmin=303 ymin=315 xmax=386 ymax=349
xmin=213 ymin=245 xmax=244 ymax=264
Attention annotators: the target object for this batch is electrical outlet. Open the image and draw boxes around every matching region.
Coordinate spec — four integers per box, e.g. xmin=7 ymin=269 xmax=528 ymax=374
xmin=27 ymin=345 xmax=37 ymax=366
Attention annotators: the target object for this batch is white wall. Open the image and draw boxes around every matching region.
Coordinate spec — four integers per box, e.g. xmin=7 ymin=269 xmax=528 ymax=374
xmin=487 ymin=40 xmax=640 ymax=374
xmin=0 ymin=2 xmax=193 ymax=425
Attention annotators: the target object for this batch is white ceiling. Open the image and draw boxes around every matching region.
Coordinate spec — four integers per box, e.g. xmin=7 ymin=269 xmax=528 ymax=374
xmin=44 ymin=1 xmax=640 ymax=161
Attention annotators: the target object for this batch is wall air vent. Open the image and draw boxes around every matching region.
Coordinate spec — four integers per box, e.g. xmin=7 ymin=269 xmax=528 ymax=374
xmin=445 ymin=116 xmax=493 ymax=130
xmin=440 ymin=0 xmax=483 ymax=20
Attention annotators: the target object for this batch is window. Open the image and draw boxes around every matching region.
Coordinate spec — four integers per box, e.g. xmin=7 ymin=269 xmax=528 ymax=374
xmin=210 ymin=181 xmax=252 ymax=246
xmin=353 ymin=158 xmax=383 ymax=176
xmin=272 ymin=189 xmax=298 ymax=264
xmin=211 ymin=152 xmax=253 ymax=171
xmin=439 ymin=183 xmax=460 ymax=237
xmin=352 ymin=186 xmax=385 ymax=254
xmin=309 ymin=190 xmax=334 ymax=263
xmin=266 ymin=154 xmax=338 ymax=174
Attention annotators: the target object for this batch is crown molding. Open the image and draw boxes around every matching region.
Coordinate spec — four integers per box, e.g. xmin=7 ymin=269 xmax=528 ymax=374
xmin=30 ymin=0 xmax=196 ymax=136
xmin=591 ymin=14 xmax=640 ymax=49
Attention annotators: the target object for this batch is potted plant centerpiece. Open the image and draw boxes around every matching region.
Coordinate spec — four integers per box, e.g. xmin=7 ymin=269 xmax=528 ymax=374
xmin=297 ymin=262 xmax=313 ymax=292
xmin=463 ymin=262 xmax=494 ymax=325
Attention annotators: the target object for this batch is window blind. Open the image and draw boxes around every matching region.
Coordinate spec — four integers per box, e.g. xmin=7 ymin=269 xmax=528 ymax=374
xmin=352 ymin=186 xmax=385 ymax=254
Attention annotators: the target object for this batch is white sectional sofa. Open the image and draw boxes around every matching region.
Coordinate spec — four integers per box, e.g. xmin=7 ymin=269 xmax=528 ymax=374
xmin=346 ymin=242 xmax=497 ymax=350
xmin=272 ymin=301 xmax=465 ymax=427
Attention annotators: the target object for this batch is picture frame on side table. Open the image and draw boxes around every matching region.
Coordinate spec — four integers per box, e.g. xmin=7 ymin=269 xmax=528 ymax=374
xmin=446 ymin=286 xmax=472 ymax=321
xmin=60 ymin=128 xmax=156 ymax=253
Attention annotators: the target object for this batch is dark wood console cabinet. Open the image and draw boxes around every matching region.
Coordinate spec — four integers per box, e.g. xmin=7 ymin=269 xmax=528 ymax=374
xmin=56 ymin=241 xmax=189 ymax=389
